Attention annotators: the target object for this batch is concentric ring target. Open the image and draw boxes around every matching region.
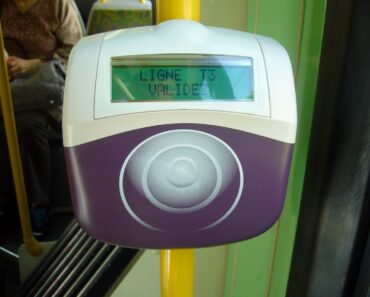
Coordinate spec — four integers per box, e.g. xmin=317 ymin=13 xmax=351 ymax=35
xmin=142 ymin=144 xmax=222 ymax=212
xmin=119 ymin=129 xmax=244 ymax=231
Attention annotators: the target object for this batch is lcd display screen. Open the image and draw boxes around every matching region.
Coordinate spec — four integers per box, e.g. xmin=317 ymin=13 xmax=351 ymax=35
xmin=111 ymin=55 xmax=253 ymax=102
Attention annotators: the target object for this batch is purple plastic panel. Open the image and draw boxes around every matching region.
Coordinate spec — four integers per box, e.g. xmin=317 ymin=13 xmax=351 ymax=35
xmin=65 ymin=124 xmax=293 ymax=249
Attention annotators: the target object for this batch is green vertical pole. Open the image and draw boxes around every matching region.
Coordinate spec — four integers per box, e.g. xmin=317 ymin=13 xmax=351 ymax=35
xmin=224 ymin=1 xmax=327 ymax=296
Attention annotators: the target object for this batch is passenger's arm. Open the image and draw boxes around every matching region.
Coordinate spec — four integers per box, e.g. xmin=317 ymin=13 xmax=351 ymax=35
xmin=7 ymin=56 xmax=42 ymax=79
xmin=53 ymin=0 xmax=83 ymax=65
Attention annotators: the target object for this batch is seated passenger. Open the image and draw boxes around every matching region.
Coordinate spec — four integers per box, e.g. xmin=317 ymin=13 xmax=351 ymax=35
xmin=0 ymin=0 xmax=83 ymax=238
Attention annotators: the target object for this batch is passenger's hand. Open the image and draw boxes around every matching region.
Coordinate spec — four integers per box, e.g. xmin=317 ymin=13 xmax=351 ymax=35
xmin=7 ymin=56 xmax=42 ymax=79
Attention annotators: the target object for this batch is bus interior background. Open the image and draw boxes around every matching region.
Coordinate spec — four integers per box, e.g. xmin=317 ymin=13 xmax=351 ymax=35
xmin=0 ymin=0 xmax=369 ymax=296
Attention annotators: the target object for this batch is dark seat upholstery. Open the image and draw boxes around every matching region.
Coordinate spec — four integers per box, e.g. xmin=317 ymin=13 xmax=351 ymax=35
xmin=73 ymin=0 xmax=96 ymax=25
xmin=49 ymin=136 xmax=71 ymax=210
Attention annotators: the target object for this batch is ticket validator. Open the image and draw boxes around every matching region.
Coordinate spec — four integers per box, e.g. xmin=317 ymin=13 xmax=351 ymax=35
xmin=63 ymin=20 xmax=297 ymax=249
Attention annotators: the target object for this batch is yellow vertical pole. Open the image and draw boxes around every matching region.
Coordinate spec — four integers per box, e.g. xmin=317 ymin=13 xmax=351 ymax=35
xmin=156 ymin=1 xmax=199 ymax=296
xmin=0 ymin=24 xmax=42 ymax=256
xmin=156 ymin=0 xmax=200 ymax=23
xmin=161 ymin=249 xmax=195 ymax=297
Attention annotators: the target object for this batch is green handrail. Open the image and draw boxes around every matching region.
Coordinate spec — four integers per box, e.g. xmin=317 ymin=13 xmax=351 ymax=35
xmin=0 ymin=23 xmax=42 ymax=256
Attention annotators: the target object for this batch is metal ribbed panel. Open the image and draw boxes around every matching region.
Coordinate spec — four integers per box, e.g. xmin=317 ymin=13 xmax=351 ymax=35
xmin=20 ymin=219 xmax=138 ymax=297
xmin=36 ymin=237 xmax=100 ymax=296
xmin=60 ymin=245 xmax=116 ymax=296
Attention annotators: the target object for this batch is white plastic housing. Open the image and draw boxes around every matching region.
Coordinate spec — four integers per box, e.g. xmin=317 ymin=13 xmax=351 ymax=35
xmin=63 ymin=20 xmax=297 ymax=147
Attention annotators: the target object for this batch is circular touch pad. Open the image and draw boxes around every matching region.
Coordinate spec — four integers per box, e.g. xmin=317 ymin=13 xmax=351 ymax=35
xmin=167 ymin=157 xmax=198 ymax=188
xmin=143 ymin=145 xmax=222 ymax=212
xmin=120 ymin=130 xmax=242 ymax=215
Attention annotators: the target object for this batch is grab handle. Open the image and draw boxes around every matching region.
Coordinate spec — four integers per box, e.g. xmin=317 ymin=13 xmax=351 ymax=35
xmin=0 ymin=23 xmax=42 ymax=257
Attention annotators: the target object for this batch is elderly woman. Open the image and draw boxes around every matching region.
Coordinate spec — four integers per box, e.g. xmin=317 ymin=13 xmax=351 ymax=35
xmin=0 ymin=0 xmax=83 ymax=238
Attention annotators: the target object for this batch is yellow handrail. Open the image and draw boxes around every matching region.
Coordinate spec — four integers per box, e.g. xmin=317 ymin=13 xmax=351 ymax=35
xmin=156 ymin=1 xmax=200 ymax=296
xmin=156 ymin=0 xmax=200 ymax=23
xmin=160 ymin=249 xmax=195 ymax=297
xmin=0 ymin=23 xmax=42 ymax=256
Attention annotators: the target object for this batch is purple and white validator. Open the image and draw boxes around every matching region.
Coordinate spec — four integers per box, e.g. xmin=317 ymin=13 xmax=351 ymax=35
xmin=63 ymin=20 xmax=297 ymax=249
